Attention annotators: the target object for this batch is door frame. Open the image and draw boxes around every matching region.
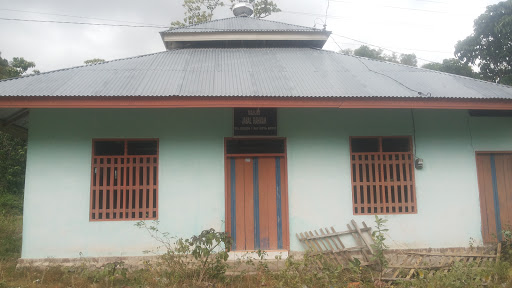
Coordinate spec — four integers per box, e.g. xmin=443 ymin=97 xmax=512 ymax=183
xmin=224 ymin=137 xmax=290 ymax=251
xmin=475 ymin=151 xmax=512 ymax=243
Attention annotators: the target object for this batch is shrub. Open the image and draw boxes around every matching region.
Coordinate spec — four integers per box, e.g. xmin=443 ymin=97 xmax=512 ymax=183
xmin=136 ymin=221 xmax=231 ymax=286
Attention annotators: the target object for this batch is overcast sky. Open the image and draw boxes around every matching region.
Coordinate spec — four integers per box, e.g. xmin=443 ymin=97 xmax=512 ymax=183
xmin=0 ymin=0 xmax=502 ymax=72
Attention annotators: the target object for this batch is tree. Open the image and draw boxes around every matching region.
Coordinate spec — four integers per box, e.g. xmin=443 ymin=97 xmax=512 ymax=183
xmin=0 ymin=53 xmax=37 ymax=80
xmin=0 ymin=132 xmax=26 ymax=196
xmin=353 ymin=45 xmax=387 ymax=61
xmin=229 ymin=0 xmax=281 ymax=19
xmin=421 ymin=58 xmax=476 ymax=78
xmin=170 ymin=0 xmax=281 ymax=28
xmin=171 ymin=0 xmax=225 ymax=27
xmin=350 ymin=45 xmax=417 ymax=66
xmin=400 ymin=54 xmax=417 ymax=67
xmin=0 ymin=52 xmax=31 ymax=197
xmin=455 ymin=0 xmax=512 ymax=84
xmin=84 ymin=58 xmax=106 ymax=65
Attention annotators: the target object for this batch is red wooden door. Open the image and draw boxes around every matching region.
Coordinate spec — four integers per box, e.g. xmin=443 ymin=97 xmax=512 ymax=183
xmin=226 ymin=156 xmax=289 ymax=251
xmin=476 ymin=153 xmax=512 ymax=243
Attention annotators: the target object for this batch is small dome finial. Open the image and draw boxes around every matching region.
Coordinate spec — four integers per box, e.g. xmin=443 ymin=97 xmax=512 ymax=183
xmin=233 ymin=0 xmax=254 ymax=17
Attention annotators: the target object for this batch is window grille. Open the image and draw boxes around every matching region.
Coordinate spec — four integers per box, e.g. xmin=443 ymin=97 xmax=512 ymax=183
xmin=90 ymin=139 xmax=158 ymax=221
xmin=350 ymin=136 xmax=417 ymax=215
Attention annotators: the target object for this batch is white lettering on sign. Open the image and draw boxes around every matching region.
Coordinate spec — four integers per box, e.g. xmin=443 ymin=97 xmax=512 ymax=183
xmin=252 ymin=117 xmax=267 ymax=125
xmin=247 ymin=108 xmax=261 ymax=116
xmin=242 ymin=117 xmax=252 ymax=124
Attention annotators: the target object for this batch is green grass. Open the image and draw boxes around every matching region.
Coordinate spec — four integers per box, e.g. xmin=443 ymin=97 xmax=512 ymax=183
xmin=0 ymin=193 xmax=511 ymax=287
xmin=0 ymin=194 xmax=22 ymax=261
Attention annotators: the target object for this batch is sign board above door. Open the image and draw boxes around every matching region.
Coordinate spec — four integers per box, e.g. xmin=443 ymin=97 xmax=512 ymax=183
xmin=234 ymin=108 xmax=277 ymax=136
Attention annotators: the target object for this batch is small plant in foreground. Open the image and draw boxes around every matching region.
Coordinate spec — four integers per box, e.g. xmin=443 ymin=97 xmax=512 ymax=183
xmin=371 ymin=215 xmax=389 ymax=285
xmin=136 ymin=220 xmax=231 ymax=286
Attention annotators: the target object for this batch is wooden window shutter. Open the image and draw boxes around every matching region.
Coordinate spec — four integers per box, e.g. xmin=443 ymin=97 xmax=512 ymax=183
xmin=90 ymin=139 xmax=159 ymax=221
xmin=350 ymin=136 xmax=417 ymax=215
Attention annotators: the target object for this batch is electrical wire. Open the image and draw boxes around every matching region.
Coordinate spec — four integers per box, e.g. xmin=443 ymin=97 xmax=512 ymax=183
xmin=0 ymin=8 xmax=165 ymax=26
xmin=330 ymin=33 xmax=439 ymax=63
xmin=0 ymin=17 xmax=168 ymax=28
xmin=316 ymin=1 xmax=449 ymax=13
xmin=355 ymin=56 xmax=427 ymax=95
xmin=411 ymin=109 xmax=418 ymax=158
xmin=324 ymin=0 xmax=330 ymax=30
xmin=329 ymin=35 xmax=343 ymax=51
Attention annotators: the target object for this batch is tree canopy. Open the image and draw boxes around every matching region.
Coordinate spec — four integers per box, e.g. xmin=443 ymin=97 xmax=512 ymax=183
xmin=421 ymin=58 xmax=476 ymax=78
xmin=0 ymin=52 xmax=31 ymax=196
xmin=84 ymin=58 xmax=106 ymax=65
xmin=342 ymin=45 xmax=418 ymax=67
xmin=0 ymin=53 xmax=36 ymax=80
xmin=171 ymin=0 xmax=281 ymax=27
xmin=455 ymin=0 xmax=512 ymax=85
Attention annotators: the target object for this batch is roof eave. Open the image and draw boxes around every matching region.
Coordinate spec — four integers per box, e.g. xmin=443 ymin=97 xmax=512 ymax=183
xmin=1 ymin=96 xmax=512 ymax=110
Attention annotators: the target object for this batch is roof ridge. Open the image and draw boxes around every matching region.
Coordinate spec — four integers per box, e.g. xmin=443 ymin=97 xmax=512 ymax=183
xmin=238 ymin=16 xmax=321 ymax=30
xmin=0 ymin=50 xmax=170 ymax=84
xmin=163 ymin=16 xmax=323 ymax=33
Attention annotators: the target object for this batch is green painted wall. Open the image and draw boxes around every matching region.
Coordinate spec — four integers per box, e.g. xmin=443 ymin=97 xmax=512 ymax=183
xmin=23 ymin=109 xmax=232 ymax=258
xmin=22 ymin=108 xmax=512 ymax=259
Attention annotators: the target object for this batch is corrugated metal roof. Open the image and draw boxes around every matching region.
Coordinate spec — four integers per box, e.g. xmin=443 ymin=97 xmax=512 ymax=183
xmin=0 ymin=48 xmax=511 ymax=99
xmin=161 ymin=17 xmax=323 ymax=33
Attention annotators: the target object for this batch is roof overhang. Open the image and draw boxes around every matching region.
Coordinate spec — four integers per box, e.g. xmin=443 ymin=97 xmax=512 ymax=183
xmin=160 ymin=31 xmax=331 ymax=49
xmin=1 ymin=96 xmax=512 ymax=110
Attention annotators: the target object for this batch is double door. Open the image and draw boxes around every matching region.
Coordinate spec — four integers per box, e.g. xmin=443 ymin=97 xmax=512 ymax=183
xmin=476 ymin=153 xmax=512 ymax=243
xmin=225 ymin=139 xmax=289 ymax=251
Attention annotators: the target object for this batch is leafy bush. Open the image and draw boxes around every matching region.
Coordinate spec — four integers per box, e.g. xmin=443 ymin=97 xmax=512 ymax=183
xmin=136 ymin=221 xmax=231 ymax=286
xmin=0 ymin=132 xmax=26 ymax=196
xmin=0 ymin=193 xmax=23 ymax=215
xmin=399 ymin=260 xmax=510 ymax=288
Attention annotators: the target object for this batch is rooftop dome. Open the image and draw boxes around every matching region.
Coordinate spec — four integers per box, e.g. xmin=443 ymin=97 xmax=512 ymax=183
xmin=233 ymin=2 xmax=254 ymax=17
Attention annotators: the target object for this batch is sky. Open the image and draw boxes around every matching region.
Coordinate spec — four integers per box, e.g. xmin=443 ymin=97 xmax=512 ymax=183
xmin=0 ymin=0 xmax=502 ymax=72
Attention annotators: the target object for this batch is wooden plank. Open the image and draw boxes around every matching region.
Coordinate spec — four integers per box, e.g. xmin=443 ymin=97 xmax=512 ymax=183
xmin=361 ymin=155 xmax=369 ymax=214
xmin=102 ymin=160 xmax=108 ymax=219
xmin=385 ymin=154 xmax=392 ymax=214
xmin=266 ymin=158 xmax=278 ymax=250
xmin=314 ymin=230 xmax=339 ymax=265
xmin=347 ymin=223 xmax=370 ymax=262
xmin=406 ymin=256 xmax=423 ymax=279
xmin=259 ymin=158 xmax=271 ymax=250
xmin=497 ymin=155 xmax=512 ymax=241
xmin=280 ymin=157 xmax=290 ymax=250
xmin=403 ymin=252 xmax=497 ymax=258
xmin=392 ymin=255 xmax=412 ymax=279
xmin=302 ymin=227 xmax=372 ymax=240
xmin=354 ymin=156 xmax=361 ymax=214
xmin=307 ymin=231 xmax=324 ymax=253
xmin=141 ymin=158 xmax=147 ymax=218
xmin=90 ymin=160 xmax=97 ymax=220
xmin=134 ymin=157 xmax=140 ymax=219
xmin=351 ymin=220 xmax=374 ymax=254
xmin=320 ymin=228 xmax=347 ymax=263
xmin=148 ymin=157 xmax=154 ymax=218
xmin=476 ymin=154 xmax=496 ymax=243
xmin=235 ymin=158 xmax=246 ymax=251
xmin=244 ymin=159 xmax=255 ymax=251
xmin=108 ymin=158 xmax=114 ymax=219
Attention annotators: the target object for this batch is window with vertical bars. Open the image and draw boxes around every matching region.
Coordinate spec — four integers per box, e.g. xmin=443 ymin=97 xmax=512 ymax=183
xmin=90 ymin=139 xmax=158 ymax=221
xmin=350 ymin=136 xmax=417 ymax=215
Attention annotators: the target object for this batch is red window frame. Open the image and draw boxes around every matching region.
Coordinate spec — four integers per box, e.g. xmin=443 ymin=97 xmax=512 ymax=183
xmin=350 ymin=136 xmax=417 ymax=215
xmin=90 ymin=139 xmax=159 ymax=221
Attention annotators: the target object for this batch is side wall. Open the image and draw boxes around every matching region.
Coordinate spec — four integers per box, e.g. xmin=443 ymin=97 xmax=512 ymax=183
xmin=22 ymin=108 xmax=512 ymax=258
